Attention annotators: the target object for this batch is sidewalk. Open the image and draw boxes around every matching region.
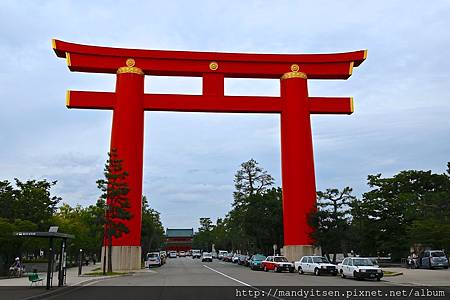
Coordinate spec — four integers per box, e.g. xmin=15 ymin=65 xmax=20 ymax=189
xmin=384 ymin=267 xmax=450 ymax=286
xmin=0 ymin=264 xmax=123 ymax=300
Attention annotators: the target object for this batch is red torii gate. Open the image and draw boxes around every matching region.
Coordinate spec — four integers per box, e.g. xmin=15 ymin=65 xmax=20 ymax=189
xmin=53 ymin=39 xmax=366 ymax=269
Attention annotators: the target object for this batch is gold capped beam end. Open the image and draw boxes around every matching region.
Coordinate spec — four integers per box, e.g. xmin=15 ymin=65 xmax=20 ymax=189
xmin=66 ymin=52 xmax=71 ymax=67
xmin=363 ymin=49 xmax=368 ymax=59
xmin=348 ymin=61 xmax=354 ymax=76
xmin=51 ymin=39 xmax=56 ymax=49
xmin=350 ymin=97 xmax=354 ymax=113
xmin=66 ymin=90 xmax=71 ymax=107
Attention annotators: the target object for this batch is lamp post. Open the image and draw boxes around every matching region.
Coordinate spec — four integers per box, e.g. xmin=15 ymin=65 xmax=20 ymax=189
xmin=78 ymin=249 xmax=83 ymax=276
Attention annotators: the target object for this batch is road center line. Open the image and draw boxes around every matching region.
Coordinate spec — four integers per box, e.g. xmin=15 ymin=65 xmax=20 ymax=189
xmin=202 ymin=264 xmax=284 ymax=300
xmin=202 ymin=264 xmax=251 ymax=286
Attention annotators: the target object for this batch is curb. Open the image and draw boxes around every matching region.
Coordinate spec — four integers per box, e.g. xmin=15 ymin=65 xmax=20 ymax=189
xmin=384 ymin=272 xmax=403 ymax=277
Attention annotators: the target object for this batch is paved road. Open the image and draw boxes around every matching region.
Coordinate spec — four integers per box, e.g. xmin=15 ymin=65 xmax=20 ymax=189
xmin=40 ymin=258 xmax=450 ymax=300
xmin=93 ymin=257 xmax=392 ymax=286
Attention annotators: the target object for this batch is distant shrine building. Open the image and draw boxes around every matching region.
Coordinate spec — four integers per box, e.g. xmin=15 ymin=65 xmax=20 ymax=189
xmin=165 ymin=228 xmax=194 ymax=252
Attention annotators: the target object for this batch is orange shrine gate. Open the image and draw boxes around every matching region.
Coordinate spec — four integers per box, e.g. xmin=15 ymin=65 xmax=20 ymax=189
xmin=53 ymin=39 xmax=366 ymax=269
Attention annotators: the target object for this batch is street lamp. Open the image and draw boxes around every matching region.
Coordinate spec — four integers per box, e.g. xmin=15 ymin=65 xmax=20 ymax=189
xmin=78 ymin=249 xmax=83 ymax=276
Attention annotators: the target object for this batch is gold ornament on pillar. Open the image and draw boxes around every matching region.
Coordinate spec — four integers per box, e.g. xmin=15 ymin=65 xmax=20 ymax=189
xmin=117 ymin=58 xmax=144 ymax=75
xmin=209 ymin=61 xmax=219 ymax=71
xmin=281 ymin=64 xmax=307 ymax=80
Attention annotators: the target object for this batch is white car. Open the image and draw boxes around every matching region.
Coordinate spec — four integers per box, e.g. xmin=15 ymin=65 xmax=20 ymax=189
xmin=218 ymin=250 xmax=228 ymax=260
xmin=202 ymin=252 xmax=213 ymax=262
xmin=232 ymin=253 xmax=240 ymax=263
xmin=179 ymin=251 xmax=186 ymax=257
xmin=192 ymin=249 xmax=201 ymax=259
xmin=339 ymin=257 xmax=383 ymax=281
xmin=294 ymin=256 xmax=338 ymax=276
xmin=146 ymin=252 xmax=161 ymax=267
xmin=168 ymin=251 xmax=177 ymax=258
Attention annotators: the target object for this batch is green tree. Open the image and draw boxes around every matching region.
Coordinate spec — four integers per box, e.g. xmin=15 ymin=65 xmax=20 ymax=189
xmin=141 ymin=196 xmax=164 ymax=255
xmin=0 ymin=178 xmax=61 ymax=274
xmin=309 ymin=187 xmax=355 ymax=262
xmin=351 ymin=164 xmax=450 ymax=260
xmin=195 ymin=160 xmax=281 ymax=255
xmin=96 ymin=149 xmax=132 ymax=273
xmin=0 ymin=181 xmax=14 ymax=220
xmin=0 ymin=179 xmax=61 ymax=230
xmin=407 ymin=163 xmax=450 ymax=251
xmin=0 ymin=218 xmax=37 ymax=275
xmin=233 ymin=159 xmax=274 ymax=205
xmin=53 ymin=203 xmax=104 ymax=260
xmin=193 ymin=217 xmax=215 ymax=251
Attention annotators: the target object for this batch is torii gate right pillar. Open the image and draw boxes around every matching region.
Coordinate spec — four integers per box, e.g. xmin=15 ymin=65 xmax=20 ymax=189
xmin=280 ymin=70 xmax=320 ymax=261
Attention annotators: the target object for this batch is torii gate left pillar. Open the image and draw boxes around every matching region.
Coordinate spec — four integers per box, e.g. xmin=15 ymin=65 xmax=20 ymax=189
xmin=103 ymin=62 xmax=145 ymax=270
xmin=53 ymin=39 xmax=366 ymax=269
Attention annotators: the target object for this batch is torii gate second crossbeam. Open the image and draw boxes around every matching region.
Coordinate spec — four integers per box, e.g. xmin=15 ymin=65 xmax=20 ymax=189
xmin=53 ymin=39 xmax=366 ymax=270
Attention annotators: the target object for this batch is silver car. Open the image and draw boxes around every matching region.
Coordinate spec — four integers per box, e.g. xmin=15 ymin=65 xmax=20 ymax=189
xmin=420 ymin=250 xmax=449 ymax=269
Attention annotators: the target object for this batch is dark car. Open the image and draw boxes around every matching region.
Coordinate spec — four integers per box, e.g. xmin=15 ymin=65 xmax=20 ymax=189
xmin=223 ymin=253 xmax=234 ymax=262
xmin=248 ymin=254 xmax=267 ymax=271
xmin=238 ymin=254 xmax=250 ymax=266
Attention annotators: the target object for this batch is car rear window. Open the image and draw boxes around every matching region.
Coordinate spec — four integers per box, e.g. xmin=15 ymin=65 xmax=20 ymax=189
xmin=253 ymin=255 xmax=266 ymax=260
xmin=274 ymin=257 xmax=288 ymax=262
xmin=431 ymin=251 xmax=446 ymax=257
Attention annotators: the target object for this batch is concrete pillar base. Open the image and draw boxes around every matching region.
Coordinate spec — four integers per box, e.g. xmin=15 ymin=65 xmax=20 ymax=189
xmin=101 ymin=246 xmax=141 ymax=271
xmin=282 ymin=245 xmax=321 ymax=262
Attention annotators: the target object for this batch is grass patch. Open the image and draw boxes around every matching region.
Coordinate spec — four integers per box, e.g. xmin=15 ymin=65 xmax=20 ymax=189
xmin=84 ymin=271 xmax=127 ymax=276
xmin=91 ymin=267 xmax=101 ymax=272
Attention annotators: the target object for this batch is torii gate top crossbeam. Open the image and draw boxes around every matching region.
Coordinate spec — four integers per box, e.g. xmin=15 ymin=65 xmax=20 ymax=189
xmin=53 ymin=39 xmax=366 ymax=79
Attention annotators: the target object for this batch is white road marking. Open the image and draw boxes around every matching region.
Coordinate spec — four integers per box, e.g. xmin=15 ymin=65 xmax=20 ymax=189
xmin=202 ymin=264 xmax=283 ymax=300
xmin=202 ymin=264 xmax=251 ymax=286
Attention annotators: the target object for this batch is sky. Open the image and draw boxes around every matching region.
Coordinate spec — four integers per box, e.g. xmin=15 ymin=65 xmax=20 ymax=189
xmin=0 ymin=1 xmax=449 ymax=230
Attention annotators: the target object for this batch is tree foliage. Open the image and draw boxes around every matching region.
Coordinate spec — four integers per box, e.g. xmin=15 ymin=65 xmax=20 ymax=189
xmin=233 ymin=159 xmax=274 ymax=205
xmin=351 ymin=165 xmax=450 ymax=260
xmin=309 ymin=187 xmax=355 ymax=262
xmin=141 ymin=196 xmax=165 ymax=255
xmin=309 ymin=163 xmax=450 ymax=261
xmin=96 ymin=149 xmax=132 ymax=273
xmin=0 ymin=179 xmax=60 ymax=274
xmin=194 ymin=159 xmax=281 ymax=255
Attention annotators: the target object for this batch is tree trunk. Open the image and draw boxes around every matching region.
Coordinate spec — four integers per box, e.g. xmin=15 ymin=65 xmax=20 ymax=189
xmin=332 ymin=253 xmax=337 ymax=263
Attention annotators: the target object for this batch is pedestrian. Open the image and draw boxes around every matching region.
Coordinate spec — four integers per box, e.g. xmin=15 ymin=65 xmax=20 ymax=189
xmin=412 ymin=252 xmax=418 ymax=269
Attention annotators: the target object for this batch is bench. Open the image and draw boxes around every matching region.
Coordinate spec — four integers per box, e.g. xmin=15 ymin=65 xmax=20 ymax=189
xmin=28 ymin=273 xmax=44 ymax=286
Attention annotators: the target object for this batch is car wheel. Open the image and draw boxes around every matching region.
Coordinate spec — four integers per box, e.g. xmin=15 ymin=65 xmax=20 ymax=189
xmin=353 ymin=271 xmax=360 ymax=280
xmin=264 ymin=265 xmax=268 ymax=272
xmin=377 ymin=277 xmax=381 ymax=281
xmin=289 ymin=268 xmax=294 ymax=273
xmin=298 ymin=267 xmax=304 ymax=275
xmin=445 ymin=267 xmax=448 ymax=269
xmin=314 ymin=268 xmax=320 ymax=276
xmin=341 ymin=271 xmax=346 ymax=279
